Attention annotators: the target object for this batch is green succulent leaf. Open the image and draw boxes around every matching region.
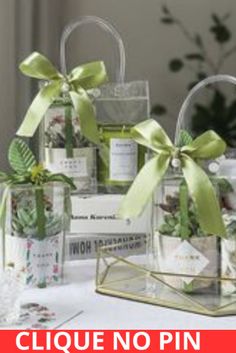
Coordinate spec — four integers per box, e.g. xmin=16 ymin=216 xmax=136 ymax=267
xmin=177 ymin=130 xmax=193 ymax=147
xmin=8 ymin=138 xmax=36 ymax=174
xmin=216 ymin=178 xmax=234 ymax=194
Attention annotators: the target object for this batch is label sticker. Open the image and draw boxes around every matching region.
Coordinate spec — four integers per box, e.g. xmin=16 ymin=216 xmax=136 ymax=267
xmin=110 ymin=138 xmax=138 ymax=181
xmin=163 ymin=240 xmax=209 ymax=284
xmin=48 ymin=157 xmax=88 ymax=177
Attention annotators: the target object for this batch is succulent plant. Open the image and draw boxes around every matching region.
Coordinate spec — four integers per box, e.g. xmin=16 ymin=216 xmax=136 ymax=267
xmin=0 ymin=138 xmax=76 ymax=240
xmin=158 ymin=192 xmax=205 ymax=238
xmin=12 ymin=205 xmax=62 ymax=239
xmin=45 ymin=114 xmax=89 ymax=149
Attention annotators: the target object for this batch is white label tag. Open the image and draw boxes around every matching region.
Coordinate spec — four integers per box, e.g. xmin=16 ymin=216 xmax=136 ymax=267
xmin=48 ymin=157 xmax=88 ymax=177
xmin=163 ymin=240 xmax=209 ymax=284
xmin=110 ymin=138 xmax=138 ymax=181
xmin=29 ymin=237 xmax=60 ymax=285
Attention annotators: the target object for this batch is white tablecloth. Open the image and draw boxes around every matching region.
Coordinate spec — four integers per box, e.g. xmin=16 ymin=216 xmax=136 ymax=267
xmin=17 ymin=260 xmax=236 ymax=329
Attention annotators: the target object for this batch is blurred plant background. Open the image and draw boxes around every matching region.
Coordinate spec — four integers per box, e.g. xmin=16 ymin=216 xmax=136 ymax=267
xmin=152 ymin=3 xmax=236 ymax=147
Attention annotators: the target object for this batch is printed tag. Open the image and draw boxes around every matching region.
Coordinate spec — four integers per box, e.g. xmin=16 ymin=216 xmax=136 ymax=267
xmin=163 ymin=240 xmax=209 ymax=284
xmin=110 ymin=138 xmax=138 ymax=181
xmin=48 ymin=157 xmax=88 ymax=177
xmin=6 ymin=235 xmax=62 ymax=287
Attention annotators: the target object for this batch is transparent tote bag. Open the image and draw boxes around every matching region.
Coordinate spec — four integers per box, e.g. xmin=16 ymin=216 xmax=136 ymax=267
xmin=152 ymin=74 xmax=236 ymax=296
xmin=60 ymin=16 xmax=150 ymax=194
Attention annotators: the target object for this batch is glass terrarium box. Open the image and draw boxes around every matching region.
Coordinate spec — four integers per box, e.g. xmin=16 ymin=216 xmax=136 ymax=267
xmin=39 ymin=97 xmax=97 ymax=194
xmin=2 ymin=182 xmax=68 ymax=288
xmin=96 ymin=175 xmax=236 ymax=316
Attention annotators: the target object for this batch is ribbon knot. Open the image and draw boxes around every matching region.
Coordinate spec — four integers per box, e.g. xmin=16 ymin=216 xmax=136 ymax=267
xmin=118 ymin=119 xmax=227 ymax=237
xmin=16 ymin=52 xmax=108 ymax=144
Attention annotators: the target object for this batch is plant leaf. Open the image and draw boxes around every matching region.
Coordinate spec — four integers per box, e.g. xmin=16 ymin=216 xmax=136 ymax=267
xmin=161 ymin=18 xmax=175 ymax=24
xmin=185 ymin=53 xmax=204 ymax=61
xmin=161 ymin=5 xmax=170 ymax=15
xmin=212 ymin=13 xmax=221 ymax=25
xmin=8 ymin=138 xmax=36 ymax=174
xmin=194 ymin=34 xmax=203 ymax=47
xmin=47 ymin=173 xmax=76 ymax=190
xmin=151 ymin=104 xmax=167 ymax=115
xmin=210 ymin=24 xmax=231 ymax=43
xmin=169 ymin=58 xmax=184 ymax=72
xmin=177 ymin=130 xmax=193 ymax=147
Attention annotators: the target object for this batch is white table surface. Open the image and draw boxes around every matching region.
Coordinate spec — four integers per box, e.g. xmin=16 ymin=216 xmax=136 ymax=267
xmin=17 ymin=260 xmax=236 ymax=329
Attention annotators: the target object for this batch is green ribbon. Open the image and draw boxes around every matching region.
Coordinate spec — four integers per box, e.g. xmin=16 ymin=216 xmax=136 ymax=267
xmin=118 ymin=119 xmax=227 ymax=237
xmin=16 ymin=52 xmax=108 ymax=144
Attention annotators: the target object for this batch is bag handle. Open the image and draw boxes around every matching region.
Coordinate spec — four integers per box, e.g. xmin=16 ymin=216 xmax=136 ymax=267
xmin=60 ymin=16 xmax=126 ymax=83
xmin=175 ymin=74 xmax=236 ymax=143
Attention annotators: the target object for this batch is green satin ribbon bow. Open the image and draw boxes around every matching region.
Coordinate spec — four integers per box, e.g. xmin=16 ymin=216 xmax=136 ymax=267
xmin=16 ymin=52 xmax=108 ymax=144
xmin=118 ymin=119 xmax=227 ymax=237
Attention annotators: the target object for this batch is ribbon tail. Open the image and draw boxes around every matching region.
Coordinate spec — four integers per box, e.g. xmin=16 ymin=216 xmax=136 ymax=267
xmin=70 ymin=90 xmax=100 ymax=145
xmin=182 ymin=155 xmax=226 ymax=237
xmin=17 ymin=80 xmax=62 ymax=137
xmin=118 ymin=154 xmax=170 ymax=219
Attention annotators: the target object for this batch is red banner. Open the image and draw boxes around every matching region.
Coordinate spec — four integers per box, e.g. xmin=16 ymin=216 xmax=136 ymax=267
xmin=1 ymin=330 xmax=236 ymax=353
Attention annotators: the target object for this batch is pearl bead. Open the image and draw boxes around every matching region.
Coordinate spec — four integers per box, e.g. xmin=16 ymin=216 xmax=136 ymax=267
xmin=208 ymin=162 xmax=219 ymax=174
xmin=171 ymin=158 xmax=181 ymax=168
xmin=61 ymin=82 xmax=70 ymax=93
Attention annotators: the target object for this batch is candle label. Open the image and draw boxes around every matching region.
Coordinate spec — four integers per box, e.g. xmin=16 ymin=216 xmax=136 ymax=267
xmin=109 ymin=138 xmax=138 ymax=181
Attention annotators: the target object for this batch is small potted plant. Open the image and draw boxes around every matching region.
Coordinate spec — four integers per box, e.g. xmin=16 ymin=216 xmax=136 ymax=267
xmin=119 ymin=121 xmax=228 ymax=295
xmin=153 ymin=180 xmax=219 ymax=292
xmin=0 ymin=138 xmax=75 ymax=288
xmin=16 ymin=52 xmax=108 ymax=195
xmin=153 ymin=163 xmax=234 ymax=293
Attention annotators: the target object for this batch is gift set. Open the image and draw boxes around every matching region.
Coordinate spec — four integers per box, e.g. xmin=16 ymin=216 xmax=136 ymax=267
xmin=96 ymin=74 xmax=236 ymax=317
xmin=1 ymin=16 xmax=236 ymax=325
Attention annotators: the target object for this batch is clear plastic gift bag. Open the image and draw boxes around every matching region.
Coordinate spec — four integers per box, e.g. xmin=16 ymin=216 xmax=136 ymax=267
xmin=40 ymin=16 xmax=113 ymax=195
xmin=152 ymin=75 xmax=236 ymax=295
xmin=60 ymin=16 xmax=150 ymax=194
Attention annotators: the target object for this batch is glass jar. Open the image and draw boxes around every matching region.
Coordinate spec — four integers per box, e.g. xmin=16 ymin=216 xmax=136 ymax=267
xmin=97 ymin=125 xmax=146 ymax=194
xmin=3 ymin=182 xmax=69 ymax=288
xmin=39 ymin=97 xmax=97 ymax=194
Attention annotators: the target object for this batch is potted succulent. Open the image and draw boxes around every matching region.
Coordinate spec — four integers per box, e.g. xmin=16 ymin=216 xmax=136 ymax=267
xmin=16 ymin=52 xmax=108 ymax=195
xmin=154 ymin=180 xmax=219 ymax=292
xmin=119 ymin=121 xmax=228 ymax=295
xmin=0 ymin=138 xmax=75 ymax=288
